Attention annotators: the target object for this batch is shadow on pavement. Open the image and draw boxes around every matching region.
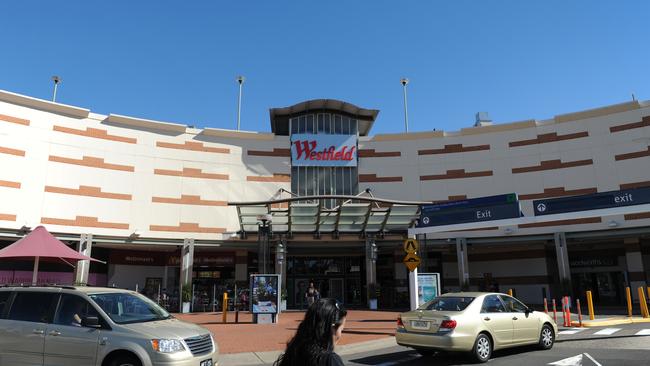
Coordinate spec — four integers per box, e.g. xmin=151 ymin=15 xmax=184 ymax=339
xmin=349 ymin=346 xmax=548 ymax=365
xmin=557 ymin=333 xmax=650 ymax=343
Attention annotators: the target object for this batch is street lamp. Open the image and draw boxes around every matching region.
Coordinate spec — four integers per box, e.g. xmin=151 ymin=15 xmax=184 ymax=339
xmin=257 ymin=214 xmax=272 ymax=274
xmin=236 ymin=76 xmax=245 ymax=130
xmin=51 ymin=76 xmax=61 ymax=102
xmin=400 ymin=78 xmax=409 ymax=133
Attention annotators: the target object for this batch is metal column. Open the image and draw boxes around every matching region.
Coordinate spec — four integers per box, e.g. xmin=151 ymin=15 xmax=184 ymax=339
xmin=456 ymin=238 xmax=469 ymax=289
xmin=74 ymin=233 xmax=93 ymax=285
xmin=554 ymin=232 xmax=572 ymax=295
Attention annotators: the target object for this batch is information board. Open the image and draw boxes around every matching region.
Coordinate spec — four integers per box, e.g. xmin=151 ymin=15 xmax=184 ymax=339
xmin=250 ymin=274 xmax=281 ymax=314
xmin=417 ymin=273 xmax=441 ymax=306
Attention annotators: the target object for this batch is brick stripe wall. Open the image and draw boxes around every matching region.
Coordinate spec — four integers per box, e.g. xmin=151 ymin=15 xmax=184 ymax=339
xmin=45 ymin=185 xmax=132 ymax=200
xmin=624 ymin=212 xmax=650 ymax=221
xmin=41 ymin=216 xmax=129 ymax=229
xmin=156 ymin=141 xmax=230 ymax=154
xmin=418 ymin=144 xmax=490 ymax=155
xmin=421 ymin=169 xmax=493 ymax=181
xmin=615 ymin=146 xmax=650 ymax=161
xmin=358 ymin=174 xmax=402 ymax=183
xmin=509 ymin=131 xmax=589 ymax=147
xmin=610 ymin=116 xmax=650 ymax=133
xmin=512 ymin=159 xmax=593 ymax=174
xmin=518 ymin=217 xmax=601 ymax=228
xmin=358 ymin=149 xmax=401 ymax=158
xmin=149 ymin=222 xmax=226 ymax=233
xmin=247 ymin=148 xmax=291 ymax=157
xmin=154 ymin=168 xmax=229 ymax=180
xmin=0 ymin=146 xmax=25 ymax=157
xmin=247 ymin=174 xmax=291 ymax=182
xmin=152 ymin=194 xmax=226 ymax=206
xmin=519 ymin=187 xmax=598 ymax=200
xmin=0 ymin=180 xmax=21 ymax=189
xmin=620 ymin=181 xmax=650 ymax=190
xmin=53 ymin=125 xmax=137 ymax=144
xmin=49 ymin=155 xmax=135 ymax=172
xmin=0 ymin=213 xmax=16 ymax=221
xmin=0 ymin=114 xmax=29 ymax=126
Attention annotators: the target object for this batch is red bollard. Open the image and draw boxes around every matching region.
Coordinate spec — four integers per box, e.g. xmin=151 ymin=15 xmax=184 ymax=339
xmin=544 ymin=298 xmax=549 ymax=314
xmin=563 ymin=296 xmax=571 ymax=327
xmin=576 ymin=299 xmax=583 ymax=327
xmin=552 ymin=299 xmax=557 ymax=323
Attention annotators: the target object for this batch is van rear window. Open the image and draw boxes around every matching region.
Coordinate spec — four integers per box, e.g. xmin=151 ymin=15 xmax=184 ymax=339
xmin=418 ymin=297 xmax=475 ymax=311
xmin=0 ymin=291 xmax=10 ymax=319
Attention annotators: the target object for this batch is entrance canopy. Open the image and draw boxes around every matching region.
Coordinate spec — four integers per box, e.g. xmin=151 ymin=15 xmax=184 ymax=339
xmin=229 ymin=190 xmax=423 ymax=235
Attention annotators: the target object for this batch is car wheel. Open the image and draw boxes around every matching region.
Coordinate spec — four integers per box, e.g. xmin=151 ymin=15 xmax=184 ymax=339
xmin=539 ymin=324 xmax=555 ymax=350
xmin=472 ymin=333 xmax=492 ymax=363
xmin=108 ymin=354 xmax=142 ymax=366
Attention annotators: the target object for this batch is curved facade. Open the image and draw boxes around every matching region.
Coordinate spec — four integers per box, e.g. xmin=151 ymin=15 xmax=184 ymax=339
xmin=1 ymin=89 xmax=649 ymax=308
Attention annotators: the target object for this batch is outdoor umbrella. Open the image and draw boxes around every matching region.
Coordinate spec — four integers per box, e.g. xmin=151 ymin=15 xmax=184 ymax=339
xmin=0 ymin=225 xmax=103 ymax=285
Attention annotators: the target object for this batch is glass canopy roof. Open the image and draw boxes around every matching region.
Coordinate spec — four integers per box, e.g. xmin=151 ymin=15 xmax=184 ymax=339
xmin=232 ymin=193 xmax=422 ymax=234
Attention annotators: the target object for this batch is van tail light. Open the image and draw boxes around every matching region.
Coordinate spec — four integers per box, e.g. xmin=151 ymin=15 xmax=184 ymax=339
xmin=397 ymin=315 xmax=405 ymax=329
xmin=439 ymin=320 xmax=457 ymax=331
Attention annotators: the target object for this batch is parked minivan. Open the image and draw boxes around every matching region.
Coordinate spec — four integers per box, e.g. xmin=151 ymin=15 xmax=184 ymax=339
xmin=0 ymin=285 xmax=218 ymax=366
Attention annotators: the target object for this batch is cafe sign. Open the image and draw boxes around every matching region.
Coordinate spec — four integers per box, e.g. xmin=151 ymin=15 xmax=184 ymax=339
xmin=290 ymin=134 xmax=357 ymax=167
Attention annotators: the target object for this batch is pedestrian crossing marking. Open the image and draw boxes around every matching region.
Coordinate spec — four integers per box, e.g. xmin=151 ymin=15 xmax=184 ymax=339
xmin=635 ymin=329 xmax=650 ymax=335
xmin=558 ymin=328 xmax=586 ymax=335
xmin=593 ymin=328 xmax=621 ymax=335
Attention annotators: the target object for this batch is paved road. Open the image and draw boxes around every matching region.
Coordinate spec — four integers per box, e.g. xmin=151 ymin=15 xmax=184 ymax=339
xmin=342 ymin=323 xmax=650 ymax=366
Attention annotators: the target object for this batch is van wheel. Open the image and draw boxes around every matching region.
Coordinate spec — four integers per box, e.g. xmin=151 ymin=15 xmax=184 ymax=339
xmin=472 ymin=333 xmax=492 ymax=363
xmin=539 ymin=324 xmax=555 ymax=350
xmin=108 ymin=354 xmax=141 ymax=366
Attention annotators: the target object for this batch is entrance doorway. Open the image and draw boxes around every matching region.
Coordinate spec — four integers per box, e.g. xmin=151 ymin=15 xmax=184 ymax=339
xmin=572 ymin=272 xmax=625 ymax=305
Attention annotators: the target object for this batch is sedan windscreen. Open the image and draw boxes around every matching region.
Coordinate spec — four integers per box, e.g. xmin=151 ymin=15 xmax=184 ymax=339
xmin=89 ymin=292 xmax=171 ymax=324
xmin=418 ymin=297 xmax=475 ymax=311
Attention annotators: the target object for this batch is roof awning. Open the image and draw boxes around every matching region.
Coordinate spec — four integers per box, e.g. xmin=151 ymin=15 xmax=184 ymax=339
xmin=230 ymin=192 xmax=423 ymax=235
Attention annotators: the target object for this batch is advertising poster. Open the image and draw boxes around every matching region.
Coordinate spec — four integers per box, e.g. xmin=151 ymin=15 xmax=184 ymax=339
xmin=250 ymin=274 xmax=280 ymax=314
xmin=417 ymin=273 xmax=440 ymax=306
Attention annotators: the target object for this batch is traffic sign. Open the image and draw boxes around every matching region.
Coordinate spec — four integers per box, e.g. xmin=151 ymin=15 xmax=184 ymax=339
xmin=403 ymin=252 xmax=420 ymax=272
xmin=403 ymin=238 xmax=419 ymax=253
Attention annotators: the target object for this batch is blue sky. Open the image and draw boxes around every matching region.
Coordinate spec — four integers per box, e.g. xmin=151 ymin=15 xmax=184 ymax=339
xmin=1 ymin=1 xmax=649 ymax=134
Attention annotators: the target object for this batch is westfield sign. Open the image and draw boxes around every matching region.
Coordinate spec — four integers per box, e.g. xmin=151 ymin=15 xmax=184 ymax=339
xmin=290 ymin=134 xmax=357 ymax=167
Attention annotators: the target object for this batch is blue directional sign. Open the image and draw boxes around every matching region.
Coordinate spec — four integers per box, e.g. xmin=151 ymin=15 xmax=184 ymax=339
xmin=533 ymin=186 xmax=650 ymax=216
xmin=417 ymin=193 xmax=521 ymax=227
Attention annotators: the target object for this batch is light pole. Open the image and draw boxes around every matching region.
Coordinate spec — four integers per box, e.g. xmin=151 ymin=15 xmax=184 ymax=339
xmin=257 ymin=214 xmax=272 ymax=273
xmin=236 ymin=76 xmax=245 ymax=130
xmin=400 ymin=78 xmax=409 ymax=133
xmin=51 ymin=76 xmax=61 ymax=102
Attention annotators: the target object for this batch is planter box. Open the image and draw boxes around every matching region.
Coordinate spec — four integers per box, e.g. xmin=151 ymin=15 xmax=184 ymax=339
xmin=182 ymin=302 xmax=191 ymax=313
xmin=281 ymin=299 xmax=287 ymax=311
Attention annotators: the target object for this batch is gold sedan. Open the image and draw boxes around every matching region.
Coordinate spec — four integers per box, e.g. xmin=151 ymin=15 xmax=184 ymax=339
xmin=396 ymin=292 xmax=557 ymax=363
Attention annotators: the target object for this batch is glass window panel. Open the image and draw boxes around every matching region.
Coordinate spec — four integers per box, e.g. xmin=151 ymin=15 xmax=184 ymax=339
xmin=299 ymin=116 xmax=306 ymax=133
xmin=54 ymin=294 xmax=100 ymax=327
xmin=336 ymin=167 xmax=344 ymax=195
xmin=8 ymin=292 xmax=58 ymax=323
xmin=333 ymin=115 xmax=342 ymax=136
xmin=306 ymin=115 xmax=314 ymax=133
xmin=317 ymin=114 xmax=325 ymax=133
xmin=351 ymin=119 xmax=358 ymax=135
xmin=0 ymin=291 xmax=11 ymax=319
xmin=335 ymin=116 xmax=343 ymax=134
xmin=341 ymin=116 xmax=350 ymax=134
xmin=290 ymin=118 xmax=299 ymax=134
xmin=323 ymin=114 xmax=331 ymax=133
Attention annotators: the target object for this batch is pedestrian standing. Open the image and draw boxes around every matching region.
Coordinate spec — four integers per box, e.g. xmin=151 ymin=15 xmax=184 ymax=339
xmin=305 ymin=281 xmax=320 ymax=306
xmin=274 ymin=298 xmax=347 ymax=366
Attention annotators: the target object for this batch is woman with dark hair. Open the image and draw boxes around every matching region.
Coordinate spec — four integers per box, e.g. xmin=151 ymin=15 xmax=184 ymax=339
xmin=275 ymin=298 xmax=347 ymax=366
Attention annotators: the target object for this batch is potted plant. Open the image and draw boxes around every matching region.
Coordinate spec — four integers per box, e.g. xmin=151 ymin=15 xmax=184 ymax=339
xmin=368 ymin=283 xmax=379 ymax=310
xmin=181 ymin=286 xmax=192 ymax=313
xmin=280 ymin=288 xmax=288 ymax=311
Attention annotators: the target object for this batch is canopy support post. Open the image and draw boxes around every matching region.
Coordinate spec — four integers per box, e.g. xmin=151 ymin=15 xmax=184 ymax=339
xmin=32 ymin=256 xmax=39 ymax=285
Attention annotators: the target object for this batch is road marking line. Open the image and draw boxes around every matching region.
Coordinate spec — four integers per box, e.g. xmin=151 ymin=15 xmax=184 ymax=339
xmin=635 ymin=329 xmax=650 ymax=335
xmin=558 ymin=328 xmax=586 ymax=335
xmin=584 ymin=353 xmax=603 ymax=366
xmin=593 ymin=328 xmax=621 ymax=335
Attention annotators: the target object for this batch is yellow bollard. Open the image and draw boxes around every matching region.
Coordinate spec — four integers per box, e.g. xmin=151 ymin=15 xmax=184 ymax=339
xmin=626 ymin=287 xmax=633 ymax=318
xmin=586 ymin=290 xmax=595 ymax=320
xmin=222 ymin=292 xmax=228 ymax=323
xmin=508 ymin=289 xmax=513 ymax=296
xmin=638 ymin=287 xmax=649 ymax=318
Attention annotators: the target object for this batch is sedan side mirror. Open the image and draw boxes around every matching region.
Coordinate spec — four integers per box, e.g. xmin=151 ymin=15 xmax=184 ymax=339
xmin=81 ymin=316 xmax=101 ymax=328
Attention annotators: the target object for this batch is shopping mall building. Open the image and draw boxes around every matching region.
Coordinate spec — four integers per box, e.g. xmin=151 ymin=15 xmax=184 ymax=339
xmin=1 ymin=89 xmax=649 ymax=310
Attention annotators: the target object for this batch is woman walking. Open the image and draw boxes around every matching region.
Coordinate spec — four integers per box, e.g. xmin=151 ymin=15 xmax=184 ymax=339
xmin=274 ymin=298 xmax=347 ymax=366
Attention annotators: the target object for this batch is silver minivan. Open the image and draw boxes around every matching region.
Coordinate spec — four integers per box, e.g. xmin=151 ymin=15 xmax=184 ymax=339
xmin=0 ymin=286 xmax=218 ymax=366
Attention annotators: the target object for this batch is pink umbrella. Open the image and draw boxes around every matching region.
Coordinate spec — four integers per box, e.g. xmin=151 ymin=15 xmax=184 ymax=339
xmin=0 ymin=225 xmax=103 ymax=285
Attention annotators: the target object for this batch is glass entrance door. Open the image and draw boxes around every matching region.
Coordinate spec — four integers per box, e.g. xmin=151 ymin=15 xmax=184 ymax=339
xmin=329 ymin=278 xmax=344 ymax=303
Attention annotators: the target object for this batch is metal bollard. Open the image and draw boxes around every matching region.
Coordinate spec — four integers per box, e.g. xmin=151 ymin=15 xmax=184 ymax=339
xmin=586 ymin=290 xmax=595 ymax=320
xmin=639 ymin=287 xmax=650 ymax=318
xmin=222 ymin=292 xmax=228 ymax=324
xmin=626 ymin=287 xmax=633 ymax=318
xmin=543 ymin=298 xmax=548 ymax=313
xmin=563 ymin=296 xmax=571 ymax=327
xmin=576 ymin=299 xmax=583 ymax=327
xmin=552 ymin=298 xmax=557 ymax=323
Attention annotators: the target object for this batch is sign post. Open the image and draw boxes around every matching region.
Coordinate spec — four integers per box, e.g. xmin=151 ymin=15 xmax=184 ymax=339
xmin=403 ymin=238 xmax=421 ymax=310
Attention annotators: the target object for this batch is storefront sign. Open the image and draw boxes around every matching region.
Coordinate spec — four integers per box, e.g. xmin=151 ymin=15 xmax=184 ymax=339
xmin=290 ymin=134 xmax=357 ymax=167
xmin=417 ymin=194 xmax=521 ymax=227
xmin=570 ymin=257 xmax=617 ymax=267
xmin=533 ymin=186 xmax=650 ymax=216
xmin=109 ymin=250 xmax=166 ymax=266
xmin=417 ymin=273 xmax=440 ymax=306
xmin=167 ymin=253 xmax=234 ymax=266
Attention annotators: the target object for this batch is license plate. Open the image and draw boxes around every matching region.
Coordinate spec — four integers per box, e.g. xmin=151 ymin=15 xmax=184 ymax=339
xmin=410 ymin=320 xmax=430 ymax=330
xmin=200 ymin=359 xmax=213 ymax=366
